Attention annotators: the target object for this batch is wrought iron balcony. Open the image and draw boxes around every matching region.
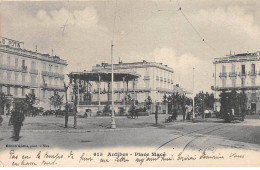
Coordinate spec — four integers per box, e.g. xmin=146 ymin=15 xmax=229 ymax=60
xmin=219 ymin=72 xmax=227 ymax=77
xmin=21 ymin=66 xmax=28 ymax=73
xmin=229 ymin=72 xmax=237 ymax=77
xmin=143 ymin=76 xmax=150 ymax=80
xmin=215 ymin=83 xmax=260 ymax=91
xmin=238 ymin=71 xmax=247 ymax=77
xmin=42 ymin=71 xmax=64 ymax=79
xmin=248 ymin=71 xmax=257 ymax=76
xmin=0 ymin=64 xmax=22 ymax=72
xmin=30 ymin=69 xmax=38 ymax=75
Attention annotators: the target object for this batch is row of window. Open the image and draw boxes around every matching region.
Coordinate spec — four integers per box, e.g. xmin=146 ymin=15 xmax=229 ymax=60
xmin=156 ymin=76 xmax=173 ymax=84
xmin=0 ymin=85 xmax=62 ymax=99
xmin=0 ymin=53 xmax=64 ymax=74
xmin=222 ymin=63 xmax=256 ymax=75
xmin=222 ymin=77 xmax=257 ymax=87
xmin=0 ymin=86 xmax=34 ymax=96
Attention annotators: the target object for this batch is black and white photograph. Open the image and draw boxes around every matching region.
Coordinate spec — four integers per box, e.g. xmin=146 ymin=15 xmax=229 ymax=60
xmin=0 ymin=0 xmax=260 ymax=167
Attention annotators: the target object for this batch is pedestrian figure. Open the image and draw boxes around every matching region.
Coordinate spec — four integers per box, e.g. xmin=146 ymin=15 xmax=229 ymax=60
xmin=0 ymin=115 xmax=3 ymax=126
xmin=84 ymin=110 xmax=88 ymax=118
xmin=155 ymin=103 xmax=159 ymax=125
xmin=9 ymin=103 xmax=25 ymax=141
xmin=131 ymin=105 xmax=135 ymax=119
xmin=135 ymin=108 xmax=139 ymax=119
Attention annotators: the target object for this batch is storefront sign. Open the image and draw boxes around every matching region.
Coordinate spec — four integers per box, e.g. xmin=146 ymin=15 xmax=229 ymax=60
xmin=0 ymin=37 xmax=24 ymax=48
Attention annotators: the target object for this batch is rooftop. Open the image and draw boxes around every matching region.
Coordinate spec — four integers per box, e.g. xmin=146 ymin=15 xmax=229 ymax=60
xmin=93 ymin=60 xmax=174 ymax=73
xmin=213 ymin=51 xmax=260 ymax=64
xmin=0 ymin=36 xmax=67 ymax=65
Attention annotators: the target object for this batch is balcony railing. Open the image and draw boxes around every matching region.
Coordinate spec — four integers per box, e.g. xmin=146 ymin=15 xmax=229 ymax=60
xmin=229 ymin=72 xmax=237 ymax=77
xmin=0 ymin=79 xmax=30 ymax=87
xmin=0 ymin=64 xmax=22 ymax=72
xmin=219 ymin=72 xmax=227 ymax=77
xmin=54 ymin=72 xmax=65 ymax=79
xmin=238 ymin=71 xmax=247 ymax=77
xmin=143 ymin=76 xmax=150 ymax=80
xmin=215 ymin=83 xmax=260 ymax=91
xmin=22 ymin=66 xmax=28 ymax=73
xmin=92 ymin=87 xmax=151 ymax=94
xmin=42 ymin=71 xmax=65 ymax=79
xmin=156 ymin=87 xmax=173 ymax=93
xmin=248 ymin=71 xmax=257 ymax=76
xmin=30 ymin=69 xmax=38 ymax=75
xmin=41 ymin=83 xmax=64 ymax=90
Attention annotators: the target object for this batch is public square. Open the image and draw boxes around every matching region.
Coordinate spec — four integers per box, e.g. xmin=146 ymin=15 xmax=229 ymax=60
xmin=0 ymin=115 xmax=260 ymax=152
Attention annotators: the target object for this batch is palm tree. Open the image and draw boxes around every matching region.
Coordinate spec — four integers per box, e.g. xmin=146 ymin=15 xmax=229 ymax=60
xmin=49 ymin=92 xmax=64 ymax=117
xmin=24 ymin=93 xmax=36 ymax=116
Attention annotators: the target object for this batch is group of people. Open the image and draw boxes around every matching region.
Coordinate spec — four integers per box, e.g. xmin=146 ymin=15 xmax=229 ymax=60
xmin=130 ymin=105 xmax=139 ymax=119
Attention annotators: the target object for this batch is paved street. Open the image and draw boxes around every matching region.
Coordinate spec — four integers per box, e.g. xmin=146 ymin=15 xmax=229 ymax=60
xmin=0 ymin=114 xmax=260 ymax=152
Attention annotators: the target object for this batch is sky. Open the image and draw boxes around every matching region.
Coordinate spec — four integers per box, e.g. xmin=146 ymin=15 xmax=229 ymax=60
xmin=1 ymin=0 xmax=260 ymax=93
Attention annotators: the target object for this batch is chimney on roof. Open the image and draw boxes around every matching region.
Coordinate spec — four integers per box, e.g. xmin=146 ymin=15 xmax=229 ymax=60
xmin=35 ymin=45 xmax=37 ymax=52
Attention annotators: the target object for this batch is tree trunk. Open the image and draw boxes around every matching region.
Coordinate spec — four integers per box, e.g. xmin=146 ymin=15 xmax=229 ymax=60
xmin=65 ymin=88 xmax=68 ymax=128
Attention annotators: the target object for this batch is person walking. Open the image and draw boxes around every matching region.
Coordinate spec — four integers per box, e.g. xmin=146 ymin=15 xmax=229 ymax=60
xmin=0 ymin=114 xmax=3 ymax=126
xmin=9 ymin=103 xmax=25 ymax=141
xmin=155 ymin=103 xmax=159 ymax=125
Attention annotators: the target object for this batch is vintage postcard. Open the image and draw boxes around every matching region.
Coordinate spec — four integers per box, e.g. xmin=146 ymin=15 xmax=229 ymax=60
xmin=0 ymin=0 xmax=260 ymax=167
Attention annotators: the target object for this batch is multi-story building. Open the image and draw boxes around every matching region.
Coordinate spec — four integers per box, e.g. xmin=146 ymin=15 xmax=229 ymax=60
xmin=0 ymin=37 xmax=67 ymax=114
xmin=213 ymin=51 xmax=260 ymax=114
xmin=69 ymin=60 xmax=182 ymax=114
xmin=90 ymin=60 xmax=175 ymax=104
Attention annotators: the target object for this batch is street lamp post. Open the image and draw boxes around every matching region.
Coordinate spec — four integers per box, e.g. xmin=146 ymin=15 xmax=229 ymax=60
xmin=111 ymin=41 xmax=116 ymax=129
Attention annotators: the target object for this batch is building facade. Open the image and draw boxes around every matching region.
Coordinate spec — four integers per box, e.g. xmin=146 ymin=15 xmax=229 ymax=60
xmin=69 ymin=60 xmax=186 ymax=114
xmin=91 ymin=60 xmax=175 ymax=104
xmin=0 ymin=37 xmax=67 ymax=114
xmin=213 ymin=51 xmax=260 ymax=114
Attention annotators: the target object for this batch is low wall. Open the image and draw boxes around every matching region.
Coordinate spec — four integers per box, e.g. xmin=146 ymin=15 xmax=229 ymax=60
xmin=77 ymin=105 xmax=131 ymax=116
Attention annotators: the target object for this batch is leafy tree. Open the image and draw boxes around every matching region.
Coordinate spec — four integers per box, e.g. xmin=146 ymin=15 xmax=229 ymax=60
xmin=219 ymin=90 xmax=247 ymax=122
xmin=24 ymin=93 xmax=37 ymax=116
xmin=49 ymin=92 xmax=64 ymax=111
